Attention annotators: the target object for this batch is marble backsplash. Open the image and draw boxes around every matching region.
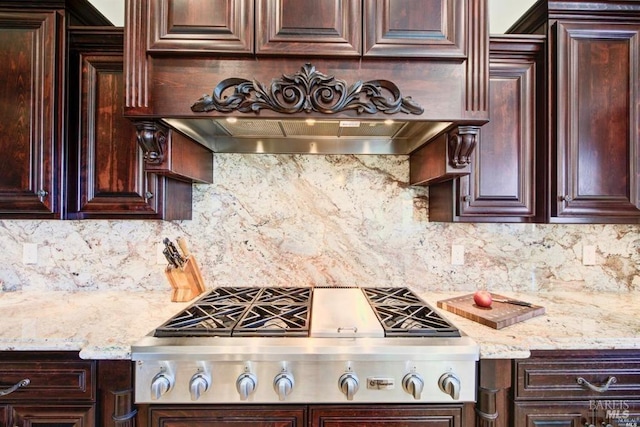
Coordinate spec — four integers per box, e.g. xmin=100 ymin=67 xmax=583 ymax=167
xmin=1 ymin=154 xmax=639 ymax=293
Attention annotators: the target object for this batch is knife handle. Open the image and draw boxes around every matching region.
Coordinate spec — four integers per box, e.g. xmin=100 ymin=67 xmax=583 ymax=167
xmin=176 ymin=237 xmax=191 ymax=258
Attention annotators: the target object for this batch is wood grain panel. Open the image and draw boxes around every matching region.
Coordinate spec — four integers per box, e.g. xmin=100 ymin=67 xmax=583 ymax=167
xmin=554 ymin=22 xmax=640 ymax=221
xmin=256 ymin=0 xmax=361 ymax=56
xmin=72 ymin=54 xmax=163 ymax=218
xmin=364 ymin=0 xmax=465 ymax=58
xmin=150 ymin=406 xmax=306 ymax=426
xmin=0 ymin=11 xmax=58 ymax=217
xmin=149 ymin=0 xmax=254 ymax=53
xmin=310 ymin=405 xmax=464 ymax=427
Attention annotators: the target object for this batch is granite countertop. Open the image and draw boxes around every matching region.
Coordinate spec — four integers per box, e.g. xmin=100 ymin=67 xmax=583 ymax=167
xmin=0 ymin=290 xmax=638 ymax=360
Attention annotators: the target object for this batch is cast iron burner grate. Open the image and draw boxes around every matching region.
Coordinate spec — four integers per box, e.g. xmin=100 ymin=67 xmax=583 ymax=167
xmin=153 ymin=287 xmax=311 ymax=337
xmin=362 ymin=287 xmax=461 ymax=337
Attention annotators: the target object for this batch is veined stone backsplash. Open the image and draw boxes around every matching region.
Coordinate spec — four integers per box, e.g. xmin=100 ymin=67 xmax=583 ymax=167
xmin=1 ymin=154 xmax=639 ymax=293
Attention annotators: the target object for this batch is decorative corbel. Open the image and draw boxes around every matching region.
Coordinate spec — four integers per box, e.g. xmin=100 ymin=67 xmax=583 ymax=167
xmin=135 ymin=120 xmax=168 ymax=164
xmin=448 ymin=125 xmax=480 ymax=168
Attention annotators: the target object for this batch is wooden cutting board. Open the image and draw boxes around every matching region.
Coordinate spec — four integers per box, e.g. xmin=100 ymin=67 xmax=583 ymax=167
xmin=437 ymin=294 xmax=545 ymax=329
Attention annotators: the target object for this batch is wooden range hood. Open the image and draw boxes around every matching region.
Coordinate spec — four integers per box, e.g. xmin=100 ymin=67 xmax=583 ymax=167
xmin=123 ymin=0 xmax=489 ymax=186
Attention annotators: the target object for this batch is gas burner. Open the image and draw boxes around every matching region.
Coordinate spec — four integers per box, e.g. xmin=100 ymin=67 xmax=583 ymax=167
xmin=154 ymin=304 xmax=249 ymax=337
xmin=154 ymin=287 xmax=312 ymax=338
xmin=362 ymin=287 xmax=461 ymax=337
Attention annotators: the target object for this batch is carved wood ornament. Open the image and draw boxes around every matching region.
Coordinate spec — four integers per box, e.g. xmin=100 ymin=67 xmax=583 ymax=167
xmin=448 ymin=126 xmax=480 ymax=169
xmin=135 ymin=121 xmax=168 ymax=164
xmin=191 ymin=63 xmax=424 ymax=116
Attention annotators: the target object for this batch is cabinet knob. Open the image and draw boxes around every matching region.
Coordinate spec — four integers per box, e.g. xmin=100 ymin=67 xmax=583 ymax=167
xmin=462 ymin=195 xmax=471 ymax=202
xmin=145 ymin=191 xmax=154 ymax=200
xmin=559 ymin=195 xmax=573 ymax=202
xmin=36 ymin=190 xmax=48 ymax=200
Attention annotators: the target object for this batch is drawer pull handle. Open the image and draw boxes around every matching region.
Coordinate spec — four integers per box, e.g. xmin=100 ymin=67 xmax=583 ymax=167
xmin=0 ymin=378 xmax=30 ymax=397
xmin=576 ymin=376 xmax=617 ymax=393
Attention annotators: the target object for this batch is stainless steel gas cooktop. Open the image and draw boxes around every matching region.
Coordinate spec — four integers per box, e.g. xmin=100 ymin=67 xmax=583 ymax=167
xmin=132 ymin=287 xmax=478 ymax=405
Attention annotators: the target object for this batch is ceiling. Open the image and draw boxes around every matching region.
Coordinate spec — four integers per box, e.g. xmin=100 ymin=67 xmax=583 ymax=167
xmin=88 ymin=0 xmax=537 ymax=34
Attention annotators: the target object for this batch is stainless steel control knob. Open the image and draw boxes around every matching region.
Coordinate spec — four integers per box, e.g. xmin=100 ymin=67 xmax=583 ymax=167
xmin=438 ymin=372 xmax=461 ymax=400
xmin=338 ymin=372 xmax=359 ymax=401
xmin=402 ymin=372 xmax=425 ymax=400
xmin=189 ymin=372 xmax=210 ymax=401
xmin=273 ymin=372 xmax=295 ymax=401
xmin=236 ymin=372 xmax=258 ymax=400
xmin=150 ymin=372 xmax=172 ymax=400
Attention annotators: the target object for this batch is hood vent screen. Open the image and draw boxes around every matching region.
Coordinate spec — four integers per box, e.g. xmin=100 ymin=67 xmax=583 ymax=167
xmin=214 ymin=119 xmax=405 ymax=139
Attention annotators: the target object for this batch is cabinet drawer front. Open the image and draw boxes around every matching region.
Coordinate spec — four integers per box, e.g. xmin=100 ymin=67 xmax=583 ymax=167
xmin=516 ymin=358 xmax=640 ymax=400
xmin=0 ymin=361 xmax=94 ymax=401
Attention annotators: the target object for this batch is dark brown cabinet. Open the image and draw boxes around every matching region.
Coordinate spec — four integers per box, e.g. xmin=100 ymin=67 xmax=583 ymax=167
xmin=256 ymin=0 xmax=361 ymax=56
xmin=147 ymin=0 xmax=254 ymax=54
xmin=509 ymin=1 xmax=640 ymax=224
xmin=0 ymin=352 xmax=96 ymax=427
xmin=363 ymin=0 xmax=467 ymax=58
xmin=146 ymin=406 xmax=306 ymax=426
xmin=310 ymin=405 xmax=466 ymax=426
xmin=0 ymin=1 xmax=110 ymax=219
xmin=0 ymin=352 xmax=135 ymax=427
xmin=138 ymin=404 xmax=471 ymax=426
xmin=67 ymin=28 xmax=201 ymax=220
xmin=143 ymin=0 xmax=468 ymax=59
xmin=512 ymin=350 xmax=640 ymax=427
xmin=428 ymin=35 xmax=545 ymax=222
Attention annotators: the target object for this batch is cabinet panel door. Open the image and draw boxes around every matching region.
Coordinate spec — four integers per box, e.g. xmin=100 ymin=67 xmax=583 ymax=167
xmin=553 ymin=21 xmax=640 ymax=222
xmin=310 ymin=405 xmax=463 ymax=427
xmin=148 ymin=0 xmax=254 ymax=53
xmin=149 ymin=406 xmax=306 ymax=426
xmin=459 ymin=58 xmax=538 ymax=219
xmin=69 ymin=54 xmax=163 ymax=219
xmin=10 ymin=405 xmax=94 ymax=427
xmin=514 ymin=401 xmax=590 ymax=427
xmin=363 ymin=0 xmax=465 ymax=58
xmin=0 ymin=11 xmax=59 ymax=218
xmin=256 ymin=0 xmax=361 ymax=56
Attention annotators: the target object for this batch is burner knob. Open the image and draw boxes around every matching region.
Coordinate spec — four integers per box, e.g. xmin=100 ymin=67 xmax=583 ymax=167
xmin=273 ymin=372 xmax=294 ymax=401
xmin=150 ymin=372 xmax=172 ymax=400
xmin=338 ymin=372 xmax=359 ymax=401
xmin=438 ymin=372 xmax=461 ymax=400
xmin=189 ymin=372 xmax=210 ymax=401
xmin=402 ymin=372 xmax=425 ymax=400
xmin=236 ymin=372 xmax=258 ymax=400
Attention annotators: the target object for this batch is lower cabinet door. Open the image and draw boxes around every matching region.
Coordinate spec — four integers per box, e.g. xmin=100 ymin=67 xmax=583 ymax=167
xmin=10 ymin=405 xmax=94 ymax=427
xmin=514 ymin=401 xmax=640 ymax=427
xmin=309 ymin=405 xmax=464 ymax=427
xmin=148 ymin=406 xmax=306 ymax=427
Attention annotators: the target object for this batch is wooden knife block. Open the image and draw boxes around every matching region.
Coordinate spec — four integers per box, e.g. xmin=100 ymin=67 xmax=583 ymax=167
xmin=164 ymin=256 xmax=206 ymax=302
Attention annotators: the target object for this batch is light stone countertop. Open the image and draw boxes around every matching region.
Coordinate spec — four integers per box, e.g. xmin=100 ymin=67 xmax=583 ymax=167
xmin=0 ymin=290 xmax=637 ymax=360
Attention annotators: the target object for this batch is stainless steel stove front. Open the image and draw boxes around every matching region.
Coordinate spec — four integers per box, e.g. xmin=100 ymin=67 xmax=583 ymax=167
xmin=132 ymin=335 xmax=478 ymax=404
xmin=132 ymin=287 xmax=479 ymax=405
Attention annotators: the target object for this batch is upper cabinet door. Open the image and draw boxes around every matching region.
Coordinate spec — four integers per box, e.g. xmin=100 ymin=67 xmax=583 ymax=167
xmin=363 ymin=0 xmax=465 ymax=58
xmin=69 ymin=53 xmax=164 ymax=219
xmin=256 ymin=0 xmax=362 ymax=56
xmin=458 ymin=38 xmax=542 ymax=221
xmin=0 ymin=11 xmax=60 ymax=218
xmin=148 ymin=0 xmax=254 ymax=53
xmin=552 ymin=21 xmax=640 ymax=223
